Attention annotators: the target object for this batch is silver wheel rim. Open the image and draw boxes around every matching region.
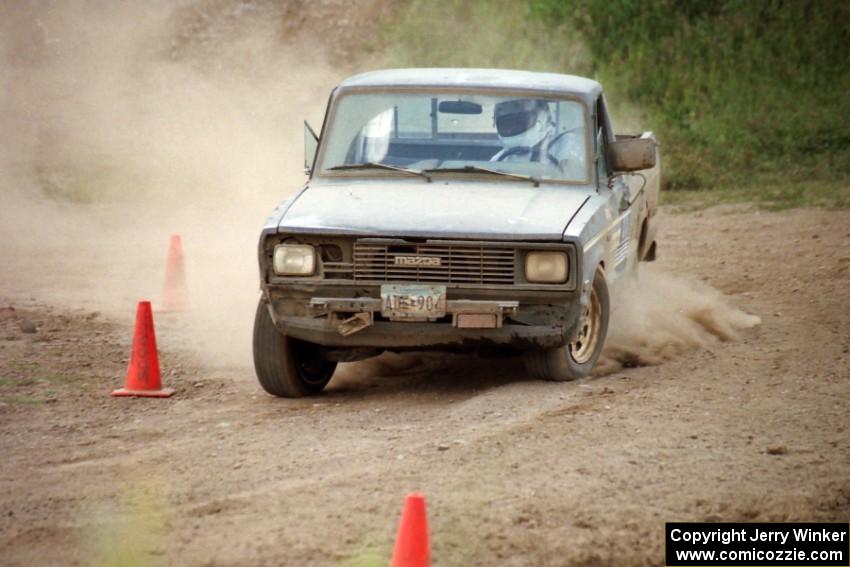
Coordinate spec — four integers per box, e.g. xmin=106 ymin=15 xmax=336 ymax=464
xmin=570 ymin=285 xmax=601 ymax=364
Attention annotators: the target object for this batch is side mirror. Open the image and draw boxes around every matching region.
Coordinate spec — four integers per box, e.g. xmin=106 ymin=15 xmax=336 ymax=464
xmin=609 ymin=136 xmax=657 ymax=172
xmin=304 ymin=121 xmax=319 ymax=176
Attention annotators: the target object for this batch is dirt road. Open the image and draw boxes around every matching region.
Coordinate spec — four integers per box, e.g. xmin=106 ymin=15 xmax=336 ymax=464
xmin=1 ymin=205 xmax=848 ymax=566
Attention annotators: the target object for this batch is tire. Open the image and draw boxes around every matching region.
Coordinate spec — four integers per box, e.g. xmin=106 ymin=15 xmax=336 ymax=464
xmin=252 ymin=300 xmax=336 ymax=397
xmin=524 ymin=266 xmax=610 ymax=381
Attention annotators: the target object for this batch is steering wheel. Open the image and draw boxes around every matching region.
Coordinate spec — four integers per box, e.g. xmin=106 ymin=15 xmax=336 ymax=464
xmin=494 ymin=146 xmax=560 ymax=167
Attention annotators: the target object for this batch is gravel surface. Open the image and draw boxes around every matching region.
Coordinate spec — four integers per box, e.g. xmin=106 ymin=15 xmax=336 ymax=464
xmin=1 ymin=206 xmax=848 ymax=566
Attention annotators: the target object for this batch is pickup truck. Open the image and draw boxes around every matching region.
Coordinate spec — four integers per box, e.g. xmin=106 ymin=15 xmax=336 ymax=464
xmin=254 ymin=68 xmax=660 ymax=397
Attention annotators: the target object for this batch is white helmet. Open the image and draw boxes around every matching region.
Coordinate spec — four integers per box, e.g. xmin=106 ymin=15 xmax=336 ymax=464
xmin=494 ymin=99 xmax=554 ymax=149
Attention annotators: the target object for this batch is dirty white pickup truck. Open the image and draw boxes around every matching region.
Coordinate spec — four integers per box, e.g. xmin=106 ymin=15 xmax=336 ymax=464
xmin=254 ymin=68 xmax=660 ymax=397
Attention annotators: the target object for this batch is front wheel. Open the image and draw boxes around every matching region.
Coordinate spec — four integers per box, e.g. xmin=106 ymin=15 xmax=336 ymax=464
xmin=524 ymin=266 xmax=610 ymax=381
xmin=253 ymin=300 xmax=337 ymax=397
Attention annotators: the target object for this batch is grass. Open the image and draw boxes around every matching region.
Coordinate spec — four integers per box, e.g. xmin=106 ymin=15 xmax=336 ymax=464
xmin=34 ymin=162 xmax=150 ymax=204
xmin=0 ymin=377 xmax=36 ymax=388
xmin=381 ymin=0 xmax=850 ymax=208
xmin=345 ymin=546 xmax=389 ymax=567
xmin=10 ymin=360 xmax=39 ymax=372
xmin=40 ymin=373 xmax=86 ymax=384
xmin=662 ymin=180 xmax=850 ymax=212
xmin=85 ymin=477 xmax=172 ymax=567
xmin=532 ymin=0 xmax=850 ymax=193
xmin=35 ymin=163 xmax=102 ymax=204
xmin=0 ymin=360 xmax=90 ymax=394
xmin=378 ymin=0 xmax=590 ymax=76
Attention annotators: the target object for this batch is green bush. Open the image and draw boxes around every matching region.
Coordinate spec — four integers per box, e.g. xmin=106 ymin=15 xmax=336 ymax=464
xmin=379 ymin=0 xmax=590 ymax=79
xmin=530 ymin=0 xmax=850 ymax=189
xmin=384 ymin=0 xmax=850 ymax=193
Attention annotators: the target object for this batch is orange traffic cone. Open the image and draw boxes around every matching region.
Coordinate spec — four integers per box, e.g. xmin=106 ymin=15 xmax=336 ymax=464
xmin=160 ymin=234 xmax=189 ymax=312
xmin=112 ymin=301 xmax=174 ymax=398
xmin=391 ymin=493 xmax=430 ymax=567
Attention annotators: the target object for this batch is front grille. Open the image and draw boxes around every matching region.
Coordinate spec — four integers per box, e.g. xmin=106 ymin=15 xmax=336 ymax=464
xmin=353 ymin=242 xmax=516 ymax=285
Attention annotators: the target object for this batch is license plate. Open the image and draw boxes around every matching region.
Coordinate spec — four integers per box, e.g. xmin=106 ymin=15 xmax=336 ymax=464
xmin=381 ymin=284 xmax=447 ymax=320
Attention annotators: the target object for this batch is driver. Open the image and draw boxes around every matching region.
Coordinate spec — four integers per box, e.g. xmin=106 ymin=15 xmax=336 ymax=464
xmin=490 ymin=99 xmax=579 ymax=171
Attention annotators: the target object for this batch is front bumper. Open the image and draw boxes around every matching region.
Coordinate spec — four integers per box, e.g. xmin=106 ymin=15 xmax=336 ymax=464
xmin=265 ymin=286 xmax=581 ymax=351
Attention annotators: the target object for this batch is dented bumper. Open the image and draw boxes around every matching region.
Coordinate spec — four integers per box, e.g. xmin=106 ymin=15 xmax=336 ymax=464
xmin=265 ymin=285 xmax=581 ymax=351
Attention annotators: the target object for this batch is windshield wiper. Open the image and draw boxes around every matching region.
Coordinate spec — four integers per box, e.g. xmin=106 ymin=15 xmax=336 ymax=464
xmin=423 ymin=165 xmax=540 ymax=187
xmin=327 ymin=162 xmax=431 ymax=182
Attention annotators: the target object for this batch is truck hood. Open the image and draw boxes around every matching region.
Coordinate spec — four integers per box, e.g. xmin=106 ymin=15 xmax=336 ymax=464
xmin=277 ymin=181 xmax=592 ymax=241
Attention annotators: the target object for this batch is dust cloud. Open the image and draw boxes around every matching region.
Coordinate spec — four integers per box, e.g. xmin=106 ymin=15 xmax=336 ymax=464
xmin=596 ymin=265 xmax=761 ymax=374
xmin=0 ymin=1 xmax=344 ymax=366
xmin=330 ymin=352 xmax=443 ymax=392
xmin=332 ymin=266 xmax=762 ymax=386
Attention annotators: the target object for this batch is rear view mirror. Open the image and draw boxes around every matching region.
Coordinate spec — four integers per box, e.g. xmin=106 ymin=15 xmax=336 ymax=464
xmin=438 ymin=100 xmax=483 ymax=115
xmin=609 ymin=137 xmax=657 ymax=172
xmin=304 ymin=121 xmax=319 ymax=175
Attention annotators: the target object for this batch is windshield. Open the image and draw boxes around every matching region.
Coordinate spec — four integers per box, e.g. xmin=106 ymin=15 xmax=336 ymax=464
xmin=316 ymin=90 xmax=589 ymax=183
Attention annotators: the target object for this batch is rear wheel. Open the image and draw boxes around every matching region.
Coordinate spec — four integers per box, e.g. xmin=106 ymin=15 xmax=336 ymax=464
xmin=524 ymin=266 xmax=610 ymax=381
xmin=253 ymin=300 xmax=336 ymax=397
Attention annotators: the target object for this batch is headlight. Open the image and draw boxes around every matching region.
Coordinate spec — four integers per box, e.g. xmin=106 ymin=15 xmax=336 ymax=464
xmin=273 ymin=244 xmax=316 ymax=276
xmin=525 ymin=251 xmax=568 ymax=284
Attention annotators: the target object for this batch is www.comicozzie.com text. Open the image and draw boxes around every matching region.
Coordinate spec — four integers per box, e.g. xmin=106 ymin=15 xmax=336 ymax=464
xmin=670 ymin=527 xmax=848 ymax=546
